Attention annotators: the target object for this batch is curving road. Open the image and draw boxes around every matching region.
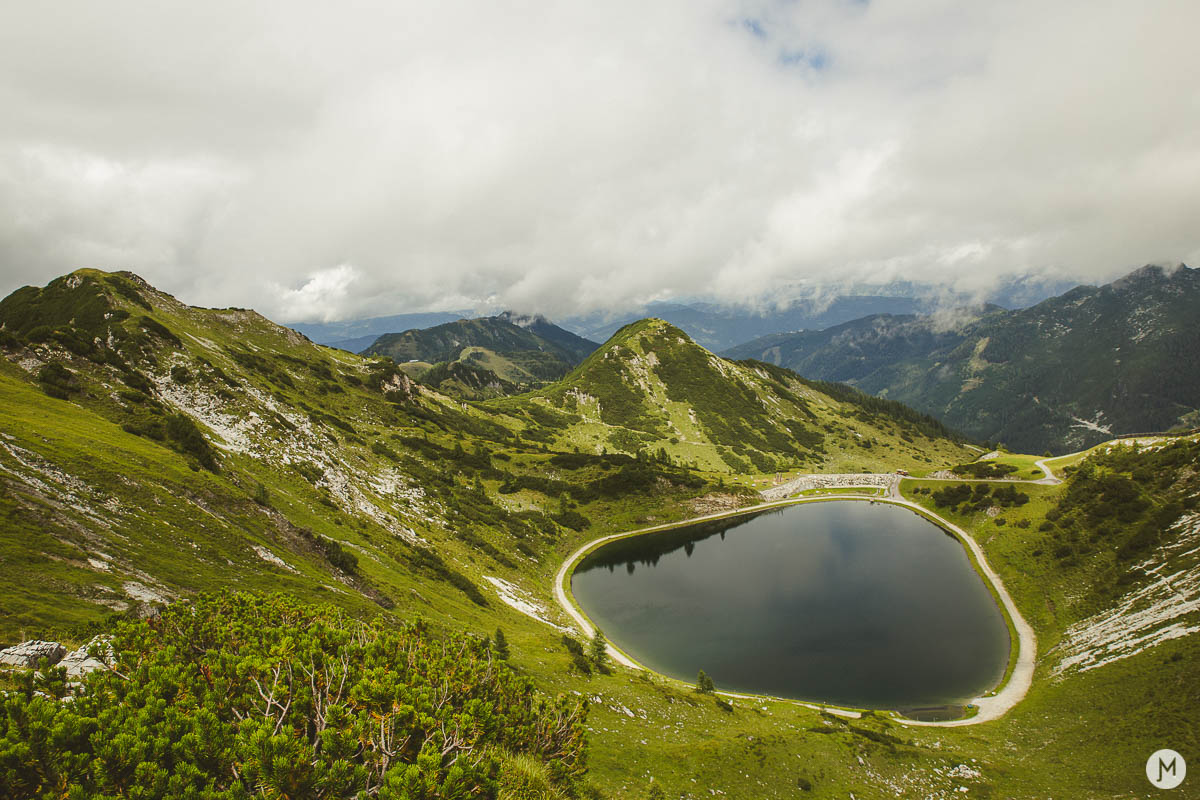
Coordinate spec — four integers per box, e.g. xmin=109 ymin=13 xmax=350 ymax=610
xmin=885 ymin=495 xmax=1036 ymax=726
xmin=1033 ymin=456 xmax=1060 ymax=483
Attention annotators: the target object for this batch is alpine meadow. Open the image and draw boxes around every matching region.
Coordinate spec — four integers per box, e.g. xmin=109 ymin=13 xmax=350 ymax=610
xmin=1 ymin=268 xmax=1198 ymax=797
xmin=3 ymin=2 xmax=1200 ymax=798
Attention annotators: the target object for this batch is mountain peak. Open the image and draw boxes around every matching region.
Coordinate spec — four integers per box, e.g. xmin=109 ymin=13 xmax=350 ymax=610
xmin=548 ymin=314 xmax=966 ymax=471
xmin=605 ymin=317 xmax=693 ymax=348
xmin=496 ymin=310 xmax=549 ymax=329
xmin=360 ymin=312 xmax=598 ymax=395
xmin=1110 ymin=262 xmax=1192 ymax=291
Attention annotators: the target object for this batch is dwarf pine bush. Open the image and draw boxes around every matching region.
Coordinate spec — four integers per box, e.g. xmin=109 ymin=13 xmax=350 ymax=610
xmin=0 ymin=592 xmax=588 ymax=799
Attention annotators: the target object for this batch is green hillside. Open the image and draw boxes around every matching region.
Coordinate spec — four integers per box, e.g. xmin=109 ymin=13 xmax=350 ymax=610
xmin=898 ymin=437 xmax=1200 ymax=796
xmin=520 ymin=317 xmax=973 ymax=476
xmin=0 ymin=270 xmax=972 ymax=640
xmin=726 ymin=264 xmax=1200 ymax=454
xmin=2 ymin=269 xmax=1197 ymax=798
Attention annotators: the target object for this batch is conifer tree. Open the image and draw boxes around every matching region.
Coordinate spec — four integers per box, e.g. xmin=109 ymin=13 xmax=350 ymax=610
xmin=589 ymin=628 xmax=607 ymax=668
xmin=494 ymin=627 xmax=510 ymax=660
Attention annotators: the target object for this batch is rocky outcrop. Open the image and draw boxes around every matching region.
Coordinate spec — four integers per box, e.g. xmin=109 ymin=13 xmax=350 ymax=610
xmin=59 ymin=636 xmax=114 ymax=678
xmin=0 ymin=640 xmax=66 ymax=668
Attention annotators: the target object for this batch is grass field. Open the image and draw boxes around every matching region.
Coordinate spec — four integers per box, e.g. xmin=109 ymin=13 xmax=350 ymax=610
xmin=979 ymin=451 xmax=1050 ymax=480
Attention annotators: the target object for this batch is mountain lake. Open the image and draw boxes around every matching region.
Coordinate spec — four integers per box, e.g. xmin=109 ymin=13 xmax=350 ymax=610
xmin=571 ymin=501 xmax=1010 ymax=713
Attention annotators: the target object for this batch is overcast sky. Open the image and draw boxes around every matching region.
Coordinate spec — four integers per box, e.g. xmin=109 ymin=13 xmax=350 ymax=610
xmin=1 ymin=1 xmax=1198 ymax=322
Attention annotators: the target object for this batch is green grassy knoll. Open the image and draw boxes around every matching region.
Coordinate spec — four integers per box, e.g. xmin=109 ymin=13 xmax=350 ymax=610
xmin=517 ymin=318 xmax=977 ymax=477
xmin=977 ymin=451 xmax=1049 ymax=480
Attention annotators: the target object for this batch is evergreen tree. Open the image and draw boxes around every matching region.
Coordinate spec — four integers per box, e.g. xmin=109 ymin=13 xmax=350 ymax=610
xmin=589 ymin=628 xmax=607 ymax=668
xmin=696 ymin=669 xmax=715 ymax=693
xmin=494 ymin=627 xmax=510 ymax=660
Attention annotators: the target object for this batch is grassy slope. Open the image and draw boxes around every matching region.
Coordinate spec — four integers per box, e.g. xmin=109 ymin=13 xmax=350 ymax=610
xmin=3 ymin=271 xmax=1197 ymax=798
xmin=895 ymin=438 xmax=1200 ymax=797
xmin=0 ymin=273 xmax=976 ymax=639
xmin=515 ymin=318 xmax=975 ymax=477
xmin=0 ymin=271 xmax=574 ymax=640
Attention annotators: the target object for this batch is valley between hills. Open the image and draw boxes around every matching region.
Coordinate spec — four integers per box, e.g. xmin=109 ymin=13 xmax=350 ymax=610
xmin=1 ymin=269 xmax=1197 ymax=799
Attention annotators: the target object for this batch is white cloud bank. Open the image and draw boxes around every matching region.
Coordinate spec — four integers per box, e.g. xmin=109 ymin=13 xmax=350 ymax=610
xmin=0 ymin=0 xmax=1198 ymax=321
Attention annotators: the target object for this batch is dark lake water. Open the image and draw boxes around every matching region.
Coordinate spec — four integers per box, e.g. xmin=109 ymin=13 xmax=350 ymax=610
xmin=572 ymin=501 xmax=1009 ymax=709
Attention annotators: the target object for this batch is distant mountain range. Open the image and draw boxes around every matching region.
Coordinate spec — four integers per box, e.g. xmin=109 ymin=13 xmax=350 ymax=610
xmin=559 ymin=296 xmax=936 ymax=352
xmin=360 ymin=312 xmax=599 ymax=399
xmin=290 ymin=272 xmax=1078 ymax=354
xmin=292 ymin=311 xmax=467 ymax=351
xmin=292 ymin=297 xmax=938 ymax=353
xmin=725 ymin=264 xmax=1200 ymax=453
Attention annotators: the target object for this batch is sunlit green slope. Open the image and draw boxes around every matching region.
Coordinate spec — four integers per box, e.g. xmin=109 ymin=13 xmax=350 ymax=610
xmin=513 ymin=317 xmax=974 ymax=474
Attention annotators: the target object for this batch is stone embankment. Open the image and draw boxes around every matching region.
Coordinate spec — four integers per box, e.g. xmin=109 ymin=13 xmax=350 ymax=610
xmin=760 ymin=473 xmax=896 ymax=502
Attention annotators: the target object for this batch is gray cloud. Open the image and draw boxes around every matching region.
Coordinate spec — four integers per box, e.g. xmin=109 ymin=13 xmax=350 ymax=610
xmin=1 ymin=0 xmax=1197 ymax=321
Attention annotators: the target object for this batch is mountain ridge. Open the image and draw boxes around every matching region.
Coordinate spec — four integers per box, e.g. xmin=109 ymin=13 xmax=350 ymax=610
xmin=516 ymin=316 xmax=971 ymax=475
xmin=360 ymin=313 xmax=598 ymax=397
xmin=0 ymin=269 xmax=971 ymax=639
xmin=725 ymin=264 xmax=1200 ymax=453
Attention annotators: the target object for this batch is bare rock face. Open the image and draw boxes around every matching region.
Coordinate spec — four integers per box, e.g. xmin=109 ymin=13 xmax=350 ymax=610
xmin=0 ymin=640 xmax=66 ymax=668
xmin=59 ymin=636 xmax=114 ymax=678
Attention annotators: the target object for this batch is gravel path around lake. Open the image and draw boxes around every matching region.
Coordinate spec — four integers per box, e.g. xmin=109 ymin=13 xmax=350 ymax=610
xmin=553 ymin=531 xmax=643 ymax=668
xmin=553 ymin=437 xmax=1196 ymax=720
xmin=552 ymin=491 xmax=1038 ymax=726
xmin=885 ymin=496 xmax=1037 ymax=727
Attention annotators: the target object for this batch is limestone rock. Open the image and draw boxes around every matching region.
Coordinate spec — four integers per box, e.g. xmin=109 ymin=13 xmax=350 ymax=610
xmin=59 ymin=636 xmax=114 ymax=678
xmin=0 ymin=640 xmax=66 ymax=668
